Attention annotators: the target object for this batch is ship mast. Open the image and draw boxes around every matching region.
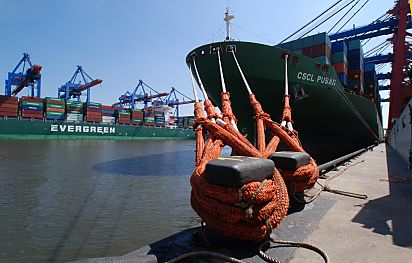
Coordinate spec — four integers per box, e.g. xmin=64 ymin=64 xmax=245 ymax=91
xmin=224 ymin=8 xmax=234 ymax=41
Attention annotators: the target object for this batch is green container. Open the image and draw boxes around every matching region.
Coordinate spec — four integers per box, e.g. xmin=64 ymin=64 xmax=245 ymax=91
xmin=313 ymin=56 xmax=331 ymax=65
xmin=293 ymin=49 xmax=303 ymax=55
xmin=46 ymin=111 xmax=65 ymax=116
xmin=291 ymin=39 xmax=303 ymax=50
xmin=44 ymin=97 xmax=65 ymax=101
xmin=131 ymin=118 xmax=143 ymax=122
xmin=85 ymin=102 xmax=102 ymax=106
xmin=47 ymin=104 xmax=65 ymax=109
xmin=332 ymin=52 xmax=347 ymax=64
xmin=21 ymin=101 xmax=43 ymax=107
xmin=348 ymin=40 xmax=361 ymax=50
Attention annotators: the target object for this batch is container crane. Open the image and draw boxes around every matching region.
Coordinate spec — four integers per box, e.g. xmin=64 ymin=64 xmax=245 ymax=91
xmin=113 ymin=79 xmax=168 ymax=109
xmin=160 ymin=87 xmax=196 ymax=117
xmin=58 ymin=65 xmax=102 ymax=102
xmin=5 ymin=53 xmax=42 ymax=97
xmin=328 ymin=0 xmax=412 ymax=127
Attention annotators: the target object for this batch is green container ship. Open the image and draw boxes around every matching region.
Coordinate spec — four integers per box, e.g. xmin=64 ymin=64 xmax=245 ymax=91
xmin=0 ymin=96 xmax=194 ymax=140
xmin=0 ymin=118 xmax=194 ymax=140
xmin=186 ymin=34 xmax=383 ymax=163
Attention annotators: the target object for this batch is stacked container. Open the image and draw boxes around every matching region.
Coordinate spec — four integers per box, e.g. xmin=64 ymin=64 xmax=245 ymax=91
xmin=115 ymin=108 xmax=131 ymax=124
xmin=177 ymin=117 xmax=184 ymax=128
xmin=188 ymin=116 xmax=195 ymax=129
xmin=0 ymin=96 xmax=18 ymax=117
xmin=168 ymin=115 xmax=176 ymax=127
xmin=346 ymin=40 xmax=364 ymax=94
xmin=331 ymin=41 xmax=349 ymax=87
xmin=302 ymin=33 xmax=332 ymax=65
xmin=66 ymin=100 xmax=84 ymax=122
xmin=363 ymin=63 xmax=378 ymax=101
xmin=101 ymin=105 xmax=115 ymax=124
xmin=84 ymin=102 xmax=102 ymax=123
xmin=44 ymin=97 xmax=65 ymax=120
xmin=144 ymin=108 xmax=155 ymax=126
xmin=130 ymin=109 xmax=144 ymax=125
xmin=20 ymin=96 xmax=43 ymax=119
xmin=154 ymin=110 xmax=165 ymax=127
xmin=278 ymin=33 xmax=332 ymax=65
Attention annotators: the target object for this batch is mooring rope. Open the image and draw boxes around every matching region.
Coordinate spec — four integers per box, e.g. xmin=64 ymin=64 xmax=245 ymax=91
xmin=231 ymin=50 xmax=253 ymax=95
xmin=292 ymin=159 xmax=368 ymax=203
xmin=193 ymin=58 xmax=209 ymax=101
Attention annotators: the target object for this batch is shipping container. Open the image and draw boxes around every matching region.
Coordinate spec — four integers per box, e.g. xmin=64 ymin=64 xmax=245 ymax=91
xmin=331 ymin=40 xmax=347 ymax=53
xmin=332 ymin=52 xmax=347 ymax=64
xmin=347 ymin=39 xmax=362 ymax=50
xmin=333 ymin=62 xmax=348 ymax=75
xmin=337 ymin=73 xmax=348 ymax=87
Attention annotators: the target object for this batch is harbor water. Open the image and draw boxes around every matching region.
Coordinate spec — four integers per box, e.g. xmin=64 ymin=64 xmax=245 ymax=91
xmin=0 ymin=140 xmax=202 ymax=262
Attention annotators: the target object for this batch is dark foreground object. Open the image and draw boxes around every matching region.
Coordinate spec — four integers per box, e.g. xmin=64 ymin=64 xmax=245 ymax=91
xmin=71 ymin=198 xmax=333 ymax=263
xmin=71 ymin=144 xmax=412 ymax=262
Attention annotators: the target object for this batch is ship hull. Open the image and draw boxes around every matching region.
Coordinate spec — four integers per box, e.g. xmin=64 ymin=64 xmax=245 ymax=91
xmin=0 ymin=118 xmax=194 ymax=140
xmin=186 ymin=41 xmax=383 ymax=163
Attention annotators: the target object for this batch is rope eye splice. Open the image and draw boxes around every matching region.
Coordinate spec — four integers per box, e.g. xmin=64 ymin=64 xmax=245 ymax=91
xmin=184 ymin=51 xmax=330 ymax=262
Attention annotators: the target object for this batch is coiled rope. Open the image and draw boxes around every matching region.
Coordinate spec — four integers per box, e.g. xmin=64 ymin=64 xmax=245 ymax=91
xmin=178 ymin=51 xmax=329 ymax=262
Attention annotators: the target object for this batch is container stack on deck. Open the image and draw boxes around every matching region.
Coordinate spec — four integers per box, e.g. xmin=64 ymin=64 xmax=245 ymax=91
xmin=44 ymin=97 xmax=65 ymax=120
xmin=302 ymin=33 xmax=332 ymax=65
xmin=0 ymin=95 xmax=18 ymax=117
xmin=84 ymin=102 xmax=102 ymax=123
xmin=277 ymin=32 xmax=381 ymax=103
xmin=278 ymin=32 xmax=332 ymax=65
xmin=331 ymin=41 xmax=349 ymax=87
xmin=364 ymin=63 xmax=378 ymax=101
xmin=115 ymin=108 xmax=131 ymax=124
xmin=20 ymin=96 xmax=43 ymax=119
xmin=346 ymin=40 xmax=364 ymax=95
xmin=130 ymin=109 xmax=144 ymax=125
xmin=177 ymin=117 xmax=184 ymax=128
xmin=168 ymin=115 xmax=176 ymax=126
xmin=66 ymin=100 xmax=83 ymax=122
xmin=101 ymin=105 xmax=115 ymax=125
xmin=144 ymin=108 xmax=155 ymax=126
xmin=154 ymin=110 xmax=165 ymax=127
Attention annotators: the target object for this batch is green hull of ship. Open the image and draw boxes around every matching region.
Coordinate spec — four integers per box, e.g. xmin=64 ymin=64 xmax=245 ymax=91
xmin=0 ymin=118 xmax=194 ymax=140
xmin=187 ymin=41 xmax=384 ymax=163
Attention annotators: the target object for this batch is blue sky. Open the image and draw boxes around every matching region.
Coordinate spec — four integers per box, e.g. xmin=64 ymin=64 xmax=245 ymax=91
xmin=0 ymin=0 xmax=394 ymax=125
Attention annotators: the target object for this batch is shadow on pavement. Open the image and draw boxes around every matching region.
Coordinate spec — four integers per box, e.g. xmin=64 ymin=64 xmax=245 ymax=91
xmin=352 ymin=145 xmax=412 ymax=248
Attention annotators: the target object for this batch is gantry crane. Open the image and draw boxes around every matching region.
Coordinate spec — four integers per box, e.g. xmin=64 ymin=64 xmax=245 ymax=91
xmin=58 ymin=65 xmax=102 ymax=102
xmin=113 ymin=79 xmax=168 ymax=109
xmin=5 ymin=53 xmax=42 ymax=97
xmin=328 ymin=0 xmax=412 ymax=127
xmin=161 ymin=87 xmax=196 ymax=117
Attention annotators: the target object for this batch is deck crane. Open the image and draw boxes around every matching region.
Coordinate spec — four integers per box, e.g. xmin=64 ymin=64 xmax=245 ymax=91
xmin=5 ymin=53 xmax=42 ymax=97
xmin=113 ymin=79 xmax=168 ymax=109
xmin=159 ymin=87 xmax=196 ymax=117
xmin=58 ymin=65 xmax=102 ymax=102
xmin=326 ymin=0 xmax=412 ymax=127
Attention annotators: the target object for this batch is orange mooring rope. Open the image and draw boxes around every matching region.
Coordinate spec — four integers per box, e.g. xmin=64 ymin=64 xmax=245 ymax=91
xmin=189 ymin=52 xmax=319 ymax=241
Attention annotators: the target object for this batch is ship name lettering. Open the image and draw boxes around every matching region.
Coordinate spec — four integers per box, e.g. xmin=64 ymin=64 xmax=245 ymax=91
xmin=297 ymin=72 xmax=314 ymax=82
xmin=50 ymin=125 xmax=116 ymax=134
xmin=316 ymin=76 xmax=337 ymax=86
